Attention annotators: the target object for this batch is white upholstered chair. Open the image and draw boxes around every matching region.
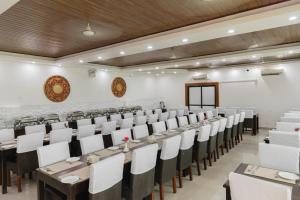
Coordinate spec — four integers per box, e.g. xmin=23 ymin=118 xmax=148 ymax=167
xmin=166 ymin=118 xmax=178 ymax=130
xmin=148 ymin=114 xmax=158 ymax=124
xmin=110 ymin=114 xmax=122 ymax=125
xmin=17 ymin=132 xmax=44 ymax=154
xmin=159 ymin=112 xmax=169 ymax=122
xmin=120 ymin=118 xmax=134 ymax=129
xmin=101 ymin=121 xmax=117 ymax=135
xmin=197 ymin=112 xmax=205 ymax=121
xmin=37 ymin=142 xmax=70 ymax=167
xmin=188 ymin=114 xmax=197 ymax=124
xmin=152 ymin=121 xmax=166 ymax=134
xmin=168 ymin=110 xmax=177 ymax=119
xmin=177 ymin=109 xmax=184 ymax=117
xmin=94 ymin=116 xmax=107 ymax=129
xmin=50 ymin=128 xmax=73 ymax=144
xmin=111 ymin=129 xmax=132 ymax=146
xmin=269 ymin=130 xmax=300 ymax=148
xmin=135 ymin=115 xmax=147 ymax=125
xmin=51 ymin=121 xmax=68 ymax=130
xmin=77 ymin=118 xmax=92 ymax=127
xmin=133 ymin=124 xmax=149 ymax=139
xmin=77 ymin=124 xmax=95 ymax=140
xmin=25 ymin=124 xmax=46 ymax=135
xmin=178 ymin=116 xmax=188 ymax=127
xmin=123 ymin=112 xmax=133 ymax=119
xmin=0 ymin=128 xmax=14 ymax=143
xmin=80 ymin=134 xmax=104 ymax=155
xmin=206 ymin=110 xmax=214 ymax=119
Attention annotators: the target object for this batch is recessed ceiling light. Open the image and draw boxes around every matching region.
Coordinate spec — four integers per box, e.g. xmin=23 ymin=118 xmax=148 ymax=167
xmin=161 ymin=71 xmax=165 ymax=74
xmin=196 ymin=62 xmax=200 ymax=65
xmin=97 ymin=56 xmax=102 ymax=60
xmin=147 ymin=45 xmax=153 ymax=50
xmin=221 ymin=58 xmax=226 ymax=62
xmin=156 ymin=74 xmax=160 ymax=76
xmin=173 ymin=71 xmax=177 ymax=74
xmin=104 ymin=69 xmax=108 ymax=72
xmin=288 ymin=50 xmax=294 ymax=54
xmin=289 ymin=16 xmax=297 ymax=21
xmin=155 ymin=67 xmax=159 ymax=70
xmin=147 ymin=71 xmax=151 ymax=74
xmin=138 ymin=68 xmax=142 ymax=72
xmin=251 ymin=55 xmax=258 ymax=59
xmin=277 ymin=55 xmax=283 ymax=58
xmin=57 ymin=63 xmax=62 ymax=67
xmin=182 ymin=38 xmax=189 ymax=43
xmin=31 ymin=61 xmax=36 ymax=64
xmin=79 ymin=60 xmax=84 ymax=63
xmin=120 ymin=51 xmax=125 ymax=55
xmin=227 ymin=29 xmax=235 ymax=34
xmin=174 ymin=64 xmax=179 ymax=67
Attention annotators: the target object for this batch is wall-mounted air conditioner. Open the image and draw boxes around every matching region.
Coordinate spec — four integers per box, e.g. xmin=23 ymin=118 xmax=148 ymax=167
xmin=192 ymin=73 xmax=208 ymax=80
xmin=261 ymin=68 xmax=283 ymax=76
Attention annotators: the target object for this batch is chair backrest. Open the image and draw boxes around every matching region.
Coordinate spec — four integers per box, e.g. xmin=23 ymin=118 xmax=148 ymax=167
xmin=218 ymin=118 xmax=228 ymax=132
xmin=226 ymin=115 xmax=235 ymax=128
xmin=180 ymin=129 xmax=196 ymax=150
xmin=133 ymin=124 xmax=149 ymax=140
xmin=94 ymin=116 xmax=107 ymax=129
xmin=17 ymin=132 xmax=44 ymax=153
xmin=110 ymin=114 xmax=122 ymax=125
xmin=136 ymin=110 xmax=144 ymax=116
xmin=239 ymin=112 xmax=246 ymax=123
xmin=178 ymin=116 xmax=189 ymax=127
xmin=0 ymin=128 xmax=14 ymax=143
xmin=197 ymin=124 xmax=211 ymax=142
xmin=37 ymin=142 xmax=70 ymax=167
xmin=102 ymin=121 xmax=117 ymax=135
xmin=276 ymin=122 xmax=300 ymax=132
xmin=166 ymin=118 xmax=178 ymax=130
xmin=206 ymin=110 xmax=214 ymax=119
xmin=111 ymin=129 xmax=132 ymax=146
xmin=229 ymin=172 xmax=292 ymax=200
xmin=259 ymin=143 xmax=300 ymax=174
xmin=50 ymin=128 xmax=73 ymax=144
xmin=169 ymin=110 xmax=177 ymax=119
xmin=154 ymin=109 xmax=162 ymax=115
xmin=51 ymin=121 xmax=68 ymax=130
xmin=159 ymin=112 xmax=169 ymax=122
xmin=77 ymin=124 xmax=95 ymax=139
xmin=198 ymin=112 xmax=205 ymax=121
xmin=224 ymin=109 xmax=236 ymax=117
xmin=280 ymin=117 xmax=300 ymax=123
xmin=242 ymin=109 xmax=254 ymax=119
xmin=269 ymin=130 xmax=300 ymax=148
xmin=211 ymin=109 xmax=219 ymax=117
xmin=131 ymin=144 xmax=158 ymax=175
xmin=89 ymin=153 xmax=125 ymax=195
xmin=152 ymin=121 xmax=166 ymax=134
xmin=145 ymin=110 xmax=153 ymax=116
xmin=177 ymin=109 xmax=184 ymax=117
xmin=210 ymin=120 xmax=220 ymax=136
xmin=80 ymin=134 xmax=104 ymax=155
xmin=284 ymin=113 xmax=300 ymax=118
xmin=148 ymin=114 xmax=158 ymax=124
xmin=160 ymin=135 xmax=181 ymax=160
xmin=120 ymin=118 xmax=134 ymax=129
xmin=25 ymin=124 xmax=46 ymax=135
xmin=77 ymin=118 xmax=92 ymax=127
xmin=123 ymin=112 xmax=134 ymax=119
xmin=233 ymin=114 xmax=240 ymax=125
xmin=135 ymin=115 xmax=147 ymax=125
xmin=189 ymin=114 xmax=197 ymax=124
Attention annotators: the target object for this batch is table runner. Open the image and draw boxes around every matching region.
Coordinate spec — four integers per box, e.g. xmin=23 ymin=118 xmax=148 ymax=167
xmin=42 ymin=161 xmax=83 ymax=175
xmin=58 ymin=166 xmax=90 ymax=183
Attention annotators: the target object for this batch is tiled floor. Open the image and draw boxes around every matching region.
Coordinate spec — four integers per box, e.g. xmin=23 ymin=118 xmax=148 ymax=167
xmin=1 ymin=129 xmax=268 ymax=200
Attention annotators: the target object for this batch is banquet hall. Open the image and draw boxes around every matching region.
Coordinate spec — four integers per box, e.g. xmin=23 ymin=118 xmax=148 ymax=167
xmin=1 ymin=1 xmax=300 ymax=200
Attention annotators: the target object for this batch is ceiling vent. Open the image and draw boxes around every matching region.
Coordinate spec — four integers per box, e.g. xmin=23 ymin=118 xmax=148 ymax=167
xmin=261 ymin=68 xmax=283 ymax=76
xmin=192 ymin=73 xmax=208 ymax=80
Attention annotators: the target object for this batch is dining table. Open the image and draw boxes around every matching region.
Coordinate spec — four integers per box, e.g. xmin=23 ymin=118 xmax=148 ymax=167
xmin=223 ymin=163 xmax=300 ymax=200
xmin=36 ymin=117 xmax=221 ymax=200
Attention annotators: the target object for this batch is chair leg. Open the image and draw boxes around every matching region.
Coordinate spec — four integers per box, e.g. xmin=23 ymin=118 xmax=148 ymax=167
xmin=203 ymin=158 xmax=207 ymax=170
xmin=188 ymin=166 xmax=193 ymax=181
xmin=226 ymin=142 xmax=229 ymax=152
xmin=29 ymin=172 xmax=33 ymax=180
xmin=213 ymin=151 xmax=216 ymax=162
xmin=196 ymin=159 xmax=201 ymax=176
xmin=221 ymin=145 xmax=224 ymax=155
xmin=159 ymin=184 xmax=164 ymax=200
xmin=150 ymin=192 xmax=154 ymax=200
xmin=172 ymin=176 xmax=177 ymax=193
xmin=178 ymin=171 xmax=183 ymax=188
xmin=216 ymin=147 xmax=220 ymax=159
xmin=208 ymin=153 xmax=212 ymax=166
xmin=17 ymin=175 xmax=22 ymax=192
xmin=7 ymin=170 xmax=11 ymax=187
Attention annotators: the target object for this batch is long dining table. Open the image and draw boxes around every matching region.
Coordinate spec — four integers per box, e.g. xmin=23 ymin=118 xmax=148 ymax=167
xmin=36 ymin=118 xmax=221 ymax=200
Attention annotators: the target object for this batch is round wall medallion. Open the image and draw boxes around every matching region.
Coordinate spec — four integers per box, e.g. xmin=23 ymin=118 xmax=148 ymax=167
xmin=112 ymin=77 xmax=126 ymax=97
xmin=44 ymin=75 xmax=70 ymax=102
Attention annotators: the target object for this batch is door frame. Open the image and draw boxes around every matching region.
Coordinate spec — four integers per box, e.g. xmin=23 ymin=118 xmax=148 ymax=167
xmin=185 ymin=82 xmax=220 ymax=107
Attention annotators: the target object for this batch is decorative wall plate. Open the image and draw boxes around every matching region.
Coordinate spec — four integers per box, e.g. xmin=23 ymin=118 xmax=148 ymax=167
xmin=112 ymin=77 xmax=126 ymax=97
xmin=44 ymin=75 xmax=70 ymax=102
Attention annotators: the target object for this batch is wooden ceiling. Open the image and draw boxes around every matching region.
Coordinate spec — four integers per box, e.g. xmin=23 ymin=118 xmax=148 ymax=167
xmin=92 ymin=23 xmax=300 ymax=67
xmin=0 ymin=0 xmax=287 ymax=58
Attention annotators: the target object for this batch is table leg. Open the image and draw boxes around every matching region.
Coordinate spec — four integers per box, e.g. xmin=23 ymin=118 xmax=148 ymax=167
xmin=67 ymin=188 xmax=76 ymax=200
xmin=1 ymin=150 xmax=7 ymax=194
xmin=226 ymin=186 xmax=231 ymax=200
xmin=37 ymin=174 xmax=45 ymax=200
xmin=253 ymin=116 xmax=257 ymax=135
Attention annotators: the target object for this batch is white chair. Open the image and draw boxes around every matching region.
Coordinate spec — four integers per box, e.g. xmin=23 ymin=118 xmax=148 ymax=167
xmin=123 ymin=112 xmax=134 ymax=119
xmin=207 ymin=120 xmax=220 ymax=166
xmin=25 ymin=124 xmax=46 ymax=135
xmin=77 ymin=118 xmax=92 ymax=127
xmin=259 ymin=143 xmax=300 ymax=174
xmin=166 ymin=118 xmax=178 ymax=130
xmin=224 ymin=109 xmax=236 ymax=117
xmin=94 ymin=116 xmax=107 ymax=129
xmin=80 ymin=135 xmax=104 ymax=155
xmin=211 ymin=109 xmax=219 ymax=117
xmin=148 ymin=114 xmax=158 ymax=124
xmin=133 ymin=124 xmax=149 ymax=139
xmin=0 ymin=128 xmax=14 ymax=143
xmin=50 ymin=128 xmax=73 ymax=144
xmin=102 ymin=121 xmax=117 ymax=135
xmin=224 ymin=115 xmax=234 ymax=152
xmin=111 ymin=129 xmax=132 ymax=146
xmin=17 ymin=132 xmax=44 ymax=154
xmin=159 ymin=112 xmax=169 ymax=122
xmin=51 ymin=121 xmax=68 ymax=130
xmin=276 ymin=122 xmax=300 ymax=132
xmin=180 ymin=129 xmax=195 ymax=151
xmin=155 ymin=109 xmax=162 ymax=115
xmin=145 ymin=110 xmax=153 ymax=116
xmin=269 ymin=130 xmax=300 ymax=148
xmin=280 ymin=117 xmax=300 ymax=123
xmin=135 ymin=115 xmax=147 ymax=125
xmin=197 ymin=112 xmax=205 ymax=121
xmin=152 ymin=121 xmax=166 ymax=134
xmin=135 ymin=110 xmax=144 ymax=116
xmin=188 ymin=114 xmax=197 ymax=124
xmin=177 ymin=109 xmax=184 ymax=117
xmin=197 ymin=124 xmax=211 ymax=143
xmin=37 ymin=142 xmax=70 ymax=167
xmin=110 ymin=114 xmax=122 ymax=125
xmin=216 ymin=117 xmax=228 ymax=157
xmin=178 ymin=116 xmax=188 ymax=127
xmin=77 ymin=124 xmax=95 ymax=139
xmin=284 ymin=113 xmax=300 ymax=118
xmin=89 ymin=153 xmax=125 ymax=198
xmin=120 ymin=118 xmax=134 ymax=129
xmin=168 ymin=110 xmax=177 ymax=119
xmin=206 ymin=110 xmax=214 ymax=119
xmin=229 ymin=172 xmax=292 ymax=200
xmin=160 ymin=135 xmax=181 ymax=160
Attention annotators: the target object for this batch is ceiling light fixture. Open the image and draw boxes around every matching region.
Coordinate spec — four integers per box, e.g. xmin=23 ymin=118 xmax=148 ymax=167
xmin=289 ymin=16 xmax=297 ymax=21
xmin=175 ymin=64 xmax=179 ymax=67
xmin=97 ymin=56 xmax=102 ymax=60
xmin=227 ymin=29 xmax=235 ymax=34
xmin=138 ymin=69 xmax=142 ymax=72
xmin=147 ymin=71 xmax=151 ymax=74
xmin=147 ymin=45 xmax=153 ymax=50
xmin=288 ymin=50 xmax=294 ymax=54
xmin=182 ymin=38 xmax=189 ymax=43
xmin=222 ymin=58 xmax=226 ymax=62
xmin=31 ymin=61 xmax=36 ymax=64
xmin=120 ymin=51 xmax=125 ymax=55
xmin=79 ymin=60 xmax=84 ymax=63
xmin=83 ymin=23 xmax=95 ymax=37
xmin=196 ymin=62 xmax=200 ymax=65
xmin=161 ymin=71 xmax=165 ymax=74
xmin=57 ymin=63 xmax=62 ymax=67
xmin=173 ymin=71 xmax=177 ymax=74
xmin=155 ymin=67 xmax=159 ymax=70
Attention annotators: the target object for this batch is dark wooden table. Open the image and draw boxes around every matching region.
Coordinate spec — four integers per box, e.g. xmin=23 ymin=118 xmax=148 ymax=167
xmin=1 ymin=147 xmax=16 ymax=194
xmin=223 ymin=163 xmax=300 ymax=200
